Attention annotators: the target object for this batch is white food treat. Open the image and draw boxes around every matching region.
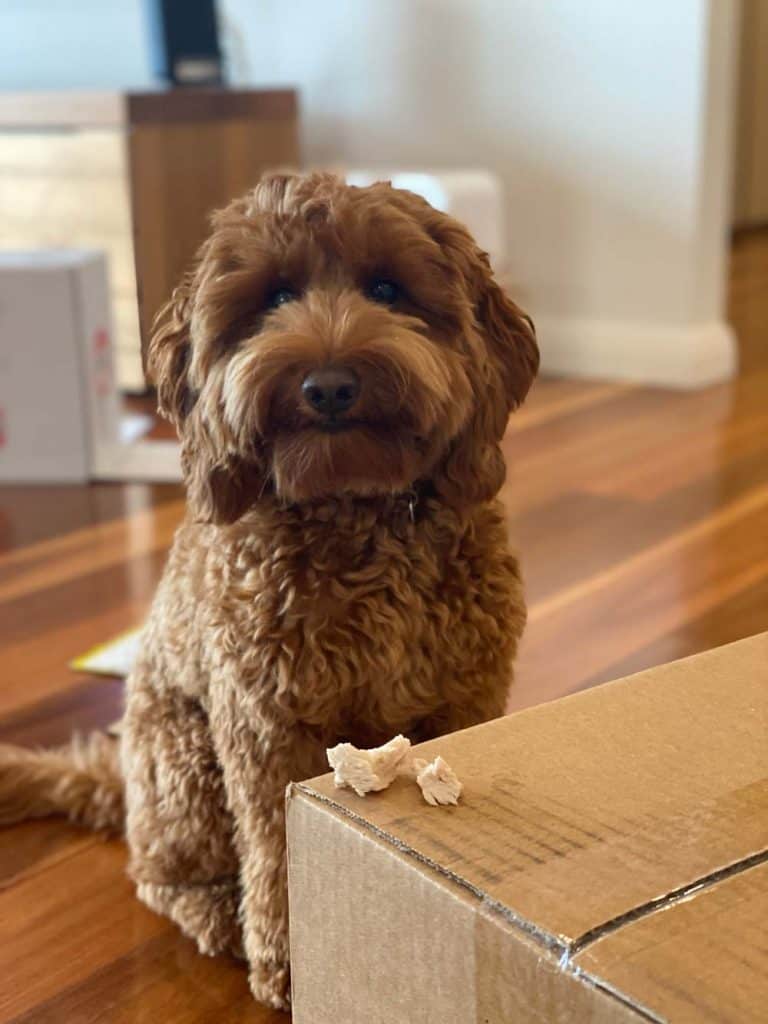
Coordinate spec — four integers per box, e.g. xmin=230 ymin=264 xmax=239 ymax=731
xmin=415 ymin=755 xmax=463 ymax=806
xmin=326 ymin=734 xmax=412 ymax=797
xmin=326 ymin=736 xmax=462 ymax=806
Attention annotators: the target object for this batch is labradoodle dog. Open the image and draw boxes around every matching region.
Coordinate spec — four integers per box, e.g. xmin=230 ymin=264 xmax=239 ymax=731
xmin=0 ymin=171 xmax=538 ymax=1010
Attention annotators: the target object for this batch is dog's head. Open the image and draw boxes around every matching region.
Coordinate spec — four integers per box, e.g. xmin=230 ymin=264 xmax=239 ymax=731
xmin=147 ymin=172 xmax=538 ymax=522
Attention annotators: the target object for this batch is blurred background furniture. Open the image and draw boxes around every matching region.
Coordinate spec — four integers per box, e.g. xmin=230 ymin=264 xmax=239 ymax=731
xmin=0 ymin=87 xmax=299 ymax=391
xmin=733 ymin=0 xmax=768 ymax=227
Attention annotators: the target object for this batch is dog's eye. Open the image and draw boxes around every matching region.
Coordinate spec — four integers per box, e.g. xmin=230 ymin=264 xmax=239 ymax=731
xmin=267 ymin=287 xmax=297 ymax=309
xmin=367 ymin=279 xmax=400 ymax=305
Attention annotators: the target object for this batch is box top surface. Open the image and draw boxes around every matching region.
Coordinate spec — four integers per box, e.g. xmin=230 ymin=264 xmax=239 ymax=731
xmin=298 ymin=634 xmax=768 ymax=952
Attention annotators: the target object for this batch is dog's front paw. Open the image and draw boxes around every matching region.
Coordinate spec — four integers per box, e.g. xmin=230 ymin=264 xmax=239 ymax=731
xmin=249 ymin=957 xmax=291 ymax=1012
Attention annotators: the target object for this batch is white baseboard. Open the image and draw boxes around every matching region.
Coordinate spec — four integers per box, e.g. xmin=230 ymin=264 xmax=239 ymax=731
xmin=534 ymin=315 xmax=738 ymax=388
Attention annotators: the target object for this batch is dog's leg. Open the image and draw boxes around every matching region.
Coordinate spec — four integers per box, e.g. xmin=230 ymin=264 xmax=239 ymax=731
xmin=209 ymin=684 xmax=326 ymax=1012
xmin=122 ymin=683 xmax=243 ymax=959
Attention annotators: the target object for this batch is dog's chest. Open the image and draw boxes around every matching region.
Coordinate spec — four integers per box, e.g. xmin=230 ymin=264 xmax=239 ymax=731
xmin=192 ymin=503 xmax=519 ymax=732
xmin=210 ymin=521 xmax=453 ymax=724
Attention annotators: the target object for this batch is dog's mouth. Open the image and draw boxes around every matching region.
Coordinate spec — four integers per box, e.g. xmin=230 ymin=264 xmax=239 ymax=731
xmin=267 ymin=407 xmax=436 ymax=503
xmin=314 ymin=418 xmax=362 ymax=434
xmin=299 ymin=416 xmax=395 ymax=438
xmin=288 ymin=416 xmax=428 ymax=448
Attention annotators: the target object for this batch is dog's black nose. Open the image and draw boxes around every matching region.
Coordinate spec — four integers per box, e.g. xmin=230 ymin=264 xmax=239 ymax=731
xmin=301 ymin=367 xmax=360 ymax=416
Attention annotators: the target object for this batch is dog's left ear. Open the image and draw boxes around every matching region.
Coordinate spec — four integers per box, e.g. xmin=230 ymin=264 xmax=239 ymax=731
xmin=474 ymin=257 xmax=539 ymax=415
xmin=430 ymin=219 xmax=539 ymax=506
xmin=389 ymin=189 xmax=539 ymax=421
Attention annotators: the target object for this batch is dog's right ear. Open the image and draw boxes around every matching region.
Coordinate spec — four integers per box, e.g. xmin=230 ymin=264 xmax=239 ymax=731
xmin=145 ymin=271 xmax=196 ymax=430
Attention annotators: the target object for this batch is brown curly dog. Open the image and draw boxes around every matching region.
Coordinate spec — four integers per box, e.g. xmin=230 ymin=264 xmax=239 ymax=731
xmin=0 ymin=171 xmax=538 ymax=1010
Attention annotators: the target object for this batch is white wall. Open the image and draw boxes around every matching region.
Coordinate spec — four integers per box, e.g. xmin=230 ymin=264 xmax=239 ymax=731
xmin=0 ymin=0 xmax=740 ymax=385
xmin=0 ymin=0 xmax=152 ymax=90
xmin=223 ymin=0 xmax=740 ymax=386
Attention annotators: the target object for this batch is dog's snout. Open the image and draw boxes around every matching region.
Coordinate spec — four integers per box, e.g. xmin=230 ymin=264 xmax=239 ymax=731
xmin=301 ymin=367 xmax=360 ymax=416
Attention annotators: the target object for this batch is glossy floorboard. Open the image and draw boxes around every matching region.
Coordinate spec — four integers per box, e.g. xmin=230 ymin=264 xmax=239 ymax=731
xmin=1 ymin=230 xmax=766 ymax=1021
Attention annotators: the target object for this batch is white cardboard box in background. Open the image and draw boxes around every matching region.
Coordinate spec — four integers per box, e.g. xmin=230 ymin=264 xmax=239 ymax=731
xmin=0 ymin=250 xmax=180 ymax=484
xmin=0 ymin=250 xmax=120 ymax=482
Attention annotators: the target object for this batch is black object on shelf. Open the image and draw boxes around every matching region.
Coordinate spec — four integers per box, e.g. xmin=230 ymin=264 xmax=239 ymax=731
xmin=146 ymin=0 xmax=224 ymax=87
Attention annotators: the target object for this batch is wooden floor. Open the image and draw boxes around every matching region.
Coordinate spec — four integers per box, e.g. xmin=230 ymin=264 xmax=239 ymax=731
xmin=1 ymin=230 xmax=767 ymax=1021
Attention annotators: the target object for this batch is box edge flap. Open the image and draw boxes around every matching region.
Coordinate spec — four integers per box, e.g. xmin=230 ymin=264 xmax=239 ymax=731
xmin=569 ymin=845 xmax=768 ymax=962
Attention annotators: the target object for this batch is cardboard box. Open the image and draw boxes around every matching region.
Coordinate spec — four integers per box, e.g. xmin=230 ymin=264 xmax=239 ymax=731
xmin=0 ymin=250 xmax=120 ymax=482
xmin=287 ymin=634 xmax=768 ymax=1023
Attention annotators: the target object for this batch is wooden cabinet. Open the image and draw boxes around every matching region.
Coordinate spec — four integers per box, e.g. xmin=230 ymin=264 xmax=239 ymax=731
xmin=0 ymin=89 xmax=299 ymax=390
xmin=733 ymin=0 xmax=768 ymax=227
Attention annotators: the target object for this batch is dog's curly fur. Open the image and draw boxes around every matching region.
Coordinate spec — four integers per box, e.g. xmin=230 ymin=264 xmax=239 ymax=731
xmin=0 ymin=171 xmax=538 ymax=1010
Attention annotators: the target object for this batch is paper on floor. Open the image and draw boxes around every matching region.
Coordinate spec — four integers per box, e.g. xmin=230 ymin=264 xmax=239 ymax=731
xmin=70 ymin=627 xmax=143 ymax=678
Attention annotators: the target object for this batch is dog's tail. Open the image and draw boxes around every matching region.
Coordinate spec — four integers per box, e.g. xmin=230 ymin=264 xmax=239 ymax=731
xmin=0 ymin=732 xmax=124 ymax=833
